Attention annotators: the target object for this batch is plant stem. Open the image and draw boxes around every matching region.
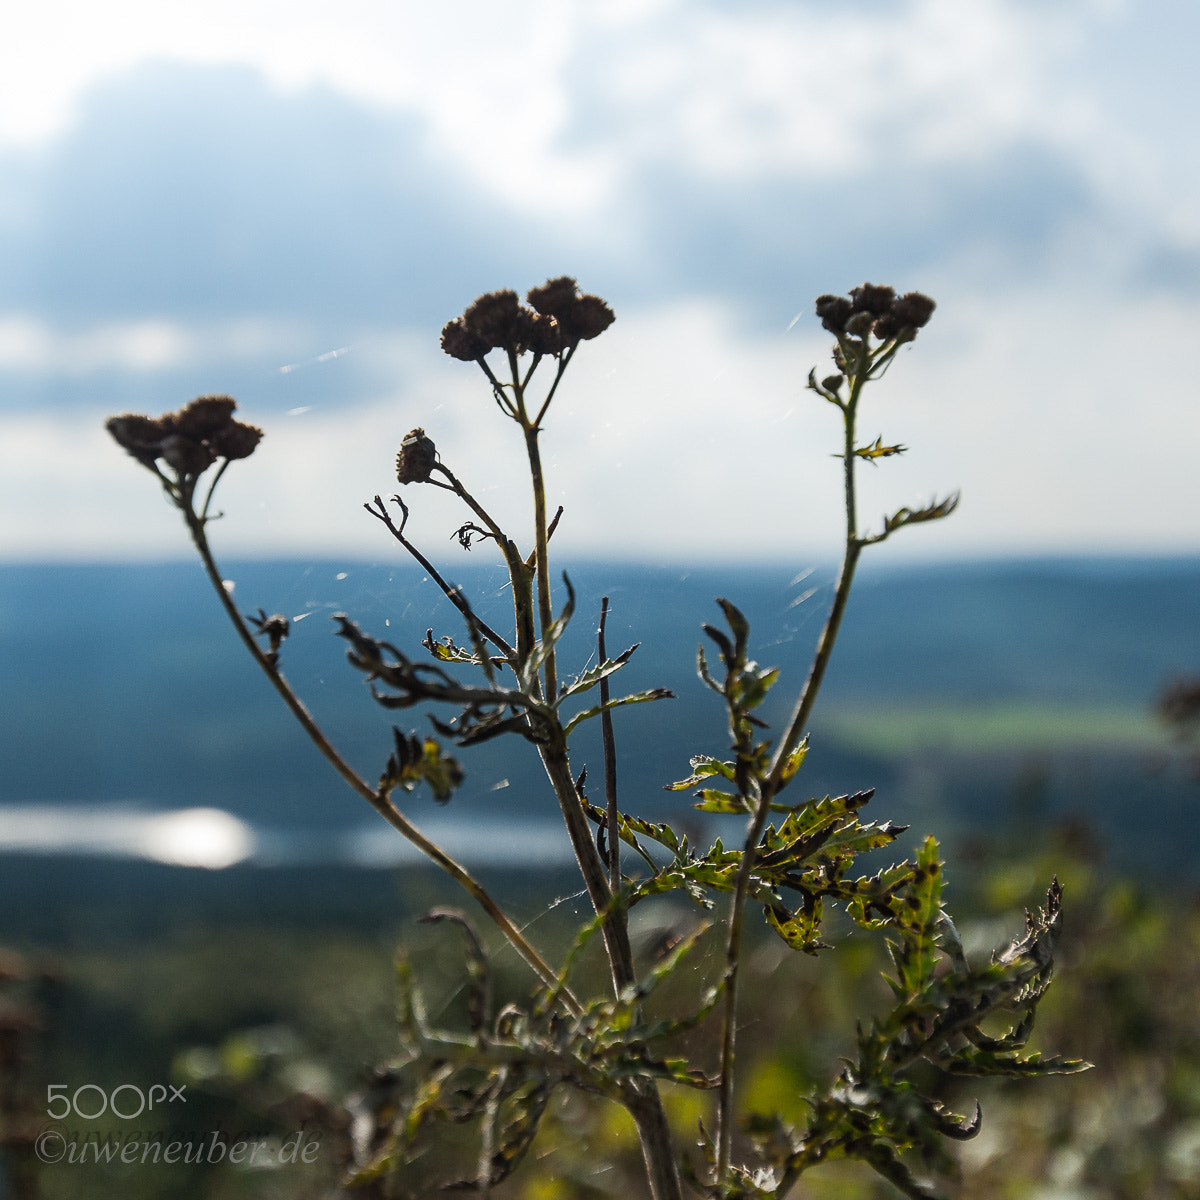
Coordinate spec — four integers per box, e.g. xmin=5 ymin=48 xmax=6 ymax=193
xmin=536 ymin=737 xmax=684 ymax=1200
xmin=715 ymin=355 xmax=867 ymax=1181
xmin=365 ymin=496 xmax=516 ymax=664
xmin=599 ymin=597 xmax=621 ymax=891
xmin=181 ymin=504 xmax=578 ymax=1014
xmin=524 ymin=423 xmax=558 ymax=702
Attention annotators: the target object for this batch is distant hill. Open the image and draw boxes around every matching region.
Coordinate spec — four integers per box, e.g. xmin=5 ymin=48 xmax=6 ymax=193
xmin=3 ymin=556 xmax=1199 ymax=876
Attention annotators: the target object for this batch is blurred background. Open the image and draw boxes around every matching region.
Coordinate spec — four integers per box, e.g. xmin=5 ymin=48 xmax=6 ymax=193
xmin=3 ymin=2 xmax=1200 ymax=1197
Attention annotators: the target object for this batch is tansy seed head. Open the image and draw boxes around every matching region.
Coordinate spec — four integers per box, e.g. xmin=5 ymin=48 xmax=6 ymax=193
xmin=440 ymin=317 xmax=491 ymax=362
xmin=815 ymin=294 xmax=853 ymax=334
xmin=849 ymin=283 xmax=896 ymax=316
xmin=527 ymin=276 xmax=580 ymax=320
xmin=892 ymin=291 xmax=936 ymax=329
xmin=396 ymin=428 xmax=437 ymax=484
xmin=462 ymin=290 xmax=534 ymax=353
xmin=177 ymin=395 xmax=238 ymax=437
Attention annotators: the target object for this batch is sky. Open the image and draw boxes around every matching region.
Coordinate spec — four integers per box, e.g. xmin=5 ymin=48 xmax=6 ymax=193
xmin=1 ymin=0 xmax=1198 ymax=565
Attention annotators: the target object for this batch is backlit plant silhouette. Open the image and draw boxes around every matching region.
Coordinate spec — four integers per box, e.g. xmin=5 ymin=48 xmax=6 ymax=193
xmin=106 ymin=279 xmax=1085 ymax=1199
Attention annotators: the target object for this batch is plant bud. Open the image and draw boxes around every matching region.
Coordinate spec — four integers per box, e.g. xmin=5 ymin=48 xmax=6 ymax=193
xmin=892 ymin=292 xmax=936 ymax=329
xmin=815 ymin=294 xmax=853 ymax=334
xmin=177 ymin=395 xmax=237 ymax=437
xmin=845 ymin=311 xmax=875 ymax=337
xmin=211 ymin=420 xmax=263 ymax=460
xmin=395 ymin=428 xmax=437 ymax=484
xmin=160 ymin=434 xmax=216 ymax=476
xmin=440 ymin=317 xmax=490 ymax=362
xmin=849 ymin=283 xmax=895 ymax=315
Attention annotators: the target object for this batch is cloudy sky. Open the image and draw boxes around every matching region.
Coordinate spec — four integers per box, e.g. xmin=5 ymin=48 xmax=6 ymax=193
xmin=1 ymin=0 xmax=1197 ymax=564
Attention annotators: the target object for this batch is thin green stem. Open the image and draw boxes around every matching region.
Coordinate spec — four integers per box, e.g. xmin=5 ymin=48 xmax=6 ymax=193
xmin=434 ymin=462 xmax=539 ymax=673
xmin=525 ymin=424 xmax=558 ymax=702
xmin=715 ymin=353 xmax=869 ymax=1183
xmin=598 ymin=596 xmax=621 ymax=891
xmin=765 ymin=352 xmax=867 ymax=785
xmin=532 ymin=343 xmax=576 ymax=428
xmin=365 ymin=496 xmax=516 ymax=665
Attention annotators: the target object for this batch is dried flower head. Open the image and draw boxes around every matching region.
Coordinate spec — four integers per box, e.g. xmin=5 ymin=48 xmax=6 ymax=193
xmin=106 ymin=414 xmax=175 ymax=466
xmin=160 ymin=434 xmax=217 ymax=475
xmin=563 ymin=293 xmax=616 ymax=342
xmin=440 ymin=317 xmax=492 ymax=362
xmin=396 ymin=428 xmax=438 ymax=484
xmin=528 ymin=277 xmax=615 ymax=345
xmin=525 ymin=312 xmax=562 ymax=356
xmin=441 ymin=279 xmax=615 ymax=363
xmin=849 ymin=283 xmax=896 ymax=316
xmin=817 ymin=286 xmax=936 ymax=344
xmin=815 ymin=294 xmax=853 ymax=334
xmin=177 ymin=395 xmax=238 ymax=438
xmin=891 ymin=291 xmax=936 ymax=330
xmin=462 ymin=290 xmax=534 ymax=354
xmin=106 ymin=395 xmax=261 ymax=478
xmin=526 ymin=276 xmax=580 ymax=319
xmin=210 ymin=421 xmax=264 ymax=460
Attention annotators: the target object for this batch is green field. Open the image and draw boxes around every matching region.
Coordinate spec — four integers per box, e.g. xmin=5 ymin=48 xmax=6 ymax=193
xmin=820 ymin=702 xmax=1168 ymax=755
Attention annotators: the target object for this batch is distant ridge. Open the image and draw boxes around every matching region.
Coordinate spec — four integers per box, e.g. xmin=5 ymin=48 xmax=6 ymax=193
xmin=3 ymin=556 xmax=1199 ymax=877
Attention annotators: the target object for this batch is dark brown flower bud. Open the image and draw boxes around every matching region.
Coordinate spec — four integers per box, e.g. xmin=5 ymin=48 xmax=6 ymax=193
xmin=821 ymin=374 xmax=844 ymax=392
xmin=892 ymin=292 xmax=936 ymax=329
xmin=526 ymin=312 xmax=562 ymax=356
xmin=527 ymin=276 xmax=580 ymax=319
xmin=815 ymin=294 xmax=853 ymax=334
xmin=849 ymin=283 xmax=896 ymax=316
xmin=160 ymin=434 xmax=217 ymax=475
xmin=177 ymin=395 xmax=237 ymax=437
xmin=210 ymin=420 xmax=263 ymax=460
xmin=440 ymin=317 xmax=490 ymax=361
xmin=106 ymin=414 xmax=172 ymax=465
xmin=845 ymin=311 xmax=875 ymax=337
xmin=395 ymin=428 xmax=437 ymax=484
xmin=562 ymin=293 xmax=615 ymax=342
xmin=871 ymin=313 xmax=904 ymax=341
xmin=463 ymin=290 xmax=531 ymax=352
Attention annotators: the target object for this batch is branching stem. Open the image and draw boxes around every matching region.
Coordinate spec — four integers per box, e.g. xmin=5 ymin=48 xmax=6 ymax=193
xmin=180 ymin=502 xmax=578 ymax=1015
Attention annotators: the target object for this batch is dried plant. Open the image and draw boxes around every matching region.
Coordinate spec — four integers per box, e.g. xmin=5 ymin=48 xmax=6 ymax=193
xmin=106 ymin=278 xmax=1086 ymax=1198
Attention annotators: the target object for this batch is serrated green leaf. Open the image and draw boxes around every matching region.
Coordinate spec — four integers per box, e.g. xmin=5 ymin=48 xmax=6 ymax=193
xmin=582 ymin=801 xmax=682 ymax=854
xmin=890 ymin=836 xmax=943 ymax=995
xmin=557 ymin=643 xmax=639 ymax=700
xmin=765 ymin=898 xmax=827 ymax=955
xmin=665 ymin=756 xmax=736 ymax=791
xmin=692 ymin=789 xmax=753 ymax=814
xmin=562 ymin=686 xmax=674 ymax=737
xmin=779 ymin=737 xmax=810 ymax=783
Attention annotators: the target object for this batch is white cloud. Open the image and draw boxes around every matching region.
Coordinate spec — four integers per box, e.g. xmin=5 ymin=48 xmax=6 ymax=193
xmin=7 ymin=288 xmax=1199 ymax=564
xmin=0 ymin=0 xmax=1122 ymax=207
xmin=1 ymin=0 xmax=605 ymax=210
xmin=3 ymin=0 xmax=1198 ymax=563
xmin=0 ymin=315 xmax=303 ymax=373
xmin=571 ymin=0 xmax=1098 ymax=183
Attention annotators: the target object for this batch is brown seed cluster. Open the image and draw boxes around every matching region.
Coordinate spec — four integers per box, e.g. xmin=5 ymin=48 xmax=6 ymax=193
xmin=106 ymin=396 xmax=262 ymax=476
xmin=815 ymin=284 xmax=936 ymax=341
xmin=395 ymin=427 xmax=438 ymax=485
xmin=440 ymin=277 xmax=614 ymax=361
